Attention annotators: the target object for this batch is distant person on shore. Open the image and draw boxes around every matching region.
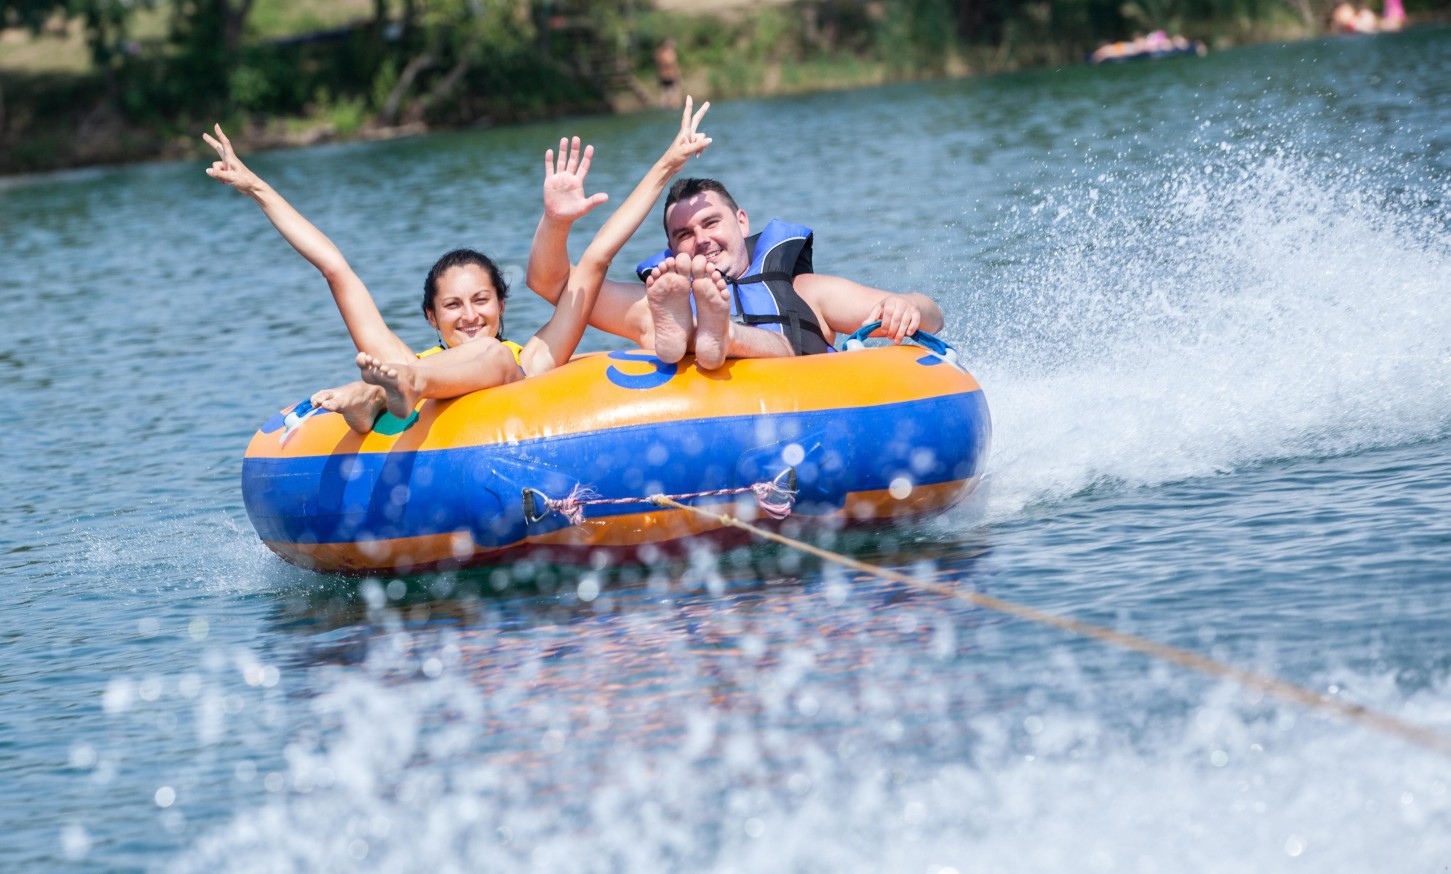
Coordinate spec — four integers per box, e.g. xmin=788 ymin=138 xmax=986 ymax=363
xmin=1331 ymin=2 xmax=1358 ymax=32
xmin=525 ymin=173 xmax=943 ymax=369
xmin=1381 ymin=0 xmax=1405 ymax=30
xmin=201 ymin=100 xmax=711 ymax=432
xmin=1089 ymin=30 xmax=1204 ymax=64
xmin=1332 ymin=2 xmax=1381 ymax=33
xmin=654 ymin=37 xmax=682 ymax=108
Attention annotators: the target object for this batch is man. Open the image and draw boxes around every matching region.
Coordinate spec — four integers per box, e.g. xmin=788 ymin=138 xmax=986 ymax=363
xmin=526 ymin=159 xmax=942 ymax=369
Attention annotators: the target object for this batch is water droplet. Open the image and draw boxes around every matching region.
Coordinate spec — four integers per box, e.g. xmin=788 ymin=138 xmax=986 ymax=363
xmin=68 ymin=744 xmax=97 ymax=769
xmin=102 ymin=678 xmax=135 ymax=714
xmin=60 ymin=824 xmax=91 ymax=860
xmin=138 ymin=677 xmax=163 ymax=702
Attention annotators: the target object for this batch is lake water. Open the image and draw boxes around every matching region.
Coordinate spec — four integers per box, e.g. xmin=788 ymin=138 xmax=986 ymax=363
xmin=5 ymin=26 xmax=1450 ymax=872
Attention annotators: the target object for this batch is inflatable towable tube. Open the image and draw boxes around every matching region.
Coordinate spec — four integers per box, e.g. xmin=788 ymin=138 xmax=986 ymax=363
xmin=241 ymin=330 xmax=991 ymax=574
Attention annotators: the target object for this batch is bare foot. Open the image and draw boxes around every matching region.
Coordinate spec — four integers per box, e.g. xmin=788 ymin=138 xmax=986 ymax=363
xmin=311 ymin=380 xmax=387 ymax=435
xmin=690 ymin=255 xmax=732 ymax=370
xmin=357 ymin=352 xmax=424 ymax=419
xmin=645 ymin=256 xmax=696 ymax=364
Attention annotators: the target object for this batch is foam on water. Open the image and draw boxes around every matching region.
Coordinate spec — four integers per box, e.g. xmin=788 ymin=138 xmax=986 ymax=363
xmin=166 ymin=624 xmax=1451 ymax=873
xmin=962 ymin=141 xmax=1451 ymax=519
xmin=67 ymin=508 xmax=295 ymax=599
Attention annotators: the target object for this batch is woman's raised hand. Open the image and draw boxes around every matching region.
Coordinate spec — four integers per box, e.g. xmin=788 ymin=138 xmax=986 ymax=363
xmin=542 ymin=136 xmax=609 ymax=223
xmin=662 ymin=95 xmax=712 ymax=172
xmin=202 ymin=124 xmax=262 ymax=195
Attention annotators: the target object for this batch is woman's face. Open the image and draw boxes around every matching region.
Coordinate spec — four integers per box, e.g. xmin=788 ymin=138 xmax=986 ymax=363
xmin=426 ymin=264 xmax=503 ymax=348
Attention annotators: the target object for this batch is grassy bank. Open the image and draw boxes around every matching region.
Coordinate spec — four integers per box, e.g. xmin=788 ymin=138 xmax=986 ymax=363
xmin=1 ymin=0 xmax=1444 ymax=177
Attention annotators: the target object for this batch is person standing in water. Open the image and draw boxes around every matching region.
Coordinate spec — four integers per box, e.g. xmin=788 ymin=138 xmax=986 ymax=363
xmin=654 ymin=37 xmax=682 ymax=108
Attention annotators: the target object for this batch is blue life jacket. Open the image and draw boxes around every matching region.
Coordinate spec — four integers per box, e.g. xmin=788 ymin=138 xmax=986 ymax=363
xmin=635 ymin=219 xmax=833 ymax=355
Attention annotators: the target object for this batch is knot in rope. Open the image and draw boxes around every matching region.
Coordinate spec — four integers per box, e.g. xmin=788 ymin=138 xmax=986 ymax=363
xmin=749 ymin=477 xmax=797 ymax=520
xmin=544 ymin=484 xmax=601 ymax=526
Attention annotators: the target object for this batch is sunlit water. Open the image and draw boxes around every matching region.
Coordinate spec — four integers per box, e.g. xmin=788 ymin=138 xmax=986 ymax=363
xmin=5 ymin=28 xmax=1451 ymax=872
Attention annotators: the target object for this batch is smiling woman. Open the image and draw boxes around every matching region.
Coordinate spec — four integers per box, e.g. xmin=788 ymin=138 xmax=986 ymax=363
xmin=202 ymin=98 xmax=712 ymax=432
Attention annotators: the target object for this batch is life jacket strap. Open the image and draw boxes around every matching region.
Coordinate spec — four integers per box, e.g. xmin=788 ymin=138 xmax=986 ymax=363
xmin=734 ymin=270 xmax=794 ymax=285
xmin=724 ymin=272 xmax=831 ymax=355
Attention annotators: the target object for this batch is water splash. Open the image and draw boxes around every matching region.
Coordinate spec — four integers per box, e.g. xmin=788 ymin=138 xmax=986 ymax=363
xmin=964 ymin=141 xmax=1451 ymax=518
xmin=168 ymin=617 xmax=1451 ymax=872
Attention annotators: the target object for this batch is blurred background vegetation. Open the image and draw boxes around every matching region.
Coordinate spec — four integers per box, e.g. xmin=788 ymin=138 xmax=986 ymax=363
xmin=1 ymin=0 xmax=1445 ymax=174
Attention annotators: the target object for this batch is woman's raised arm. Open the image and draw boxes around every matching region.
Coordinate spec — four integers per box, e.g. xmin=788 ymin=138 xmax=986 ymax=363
xmin=203 ymin=125 xmax=412 ymax=362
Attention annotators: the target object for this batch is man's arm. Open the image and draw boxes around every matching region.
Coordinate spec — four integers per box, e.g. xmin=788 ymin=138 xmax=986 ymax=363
xmin=524 ymin=136 xmax=606 ymax=304
xmin=793 ymin=273 xmax=944 ymax=344
xmin=724 ymin=324 xmax=795 ymax=358
xmin=523 ymin=137 xmax=660 ymax=347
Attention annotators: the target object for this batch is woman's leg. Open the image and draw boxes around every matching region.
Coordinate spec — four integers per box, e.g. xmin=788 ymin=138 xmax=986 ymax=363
xmin=357 ymin=341 xmax=522 ymax=419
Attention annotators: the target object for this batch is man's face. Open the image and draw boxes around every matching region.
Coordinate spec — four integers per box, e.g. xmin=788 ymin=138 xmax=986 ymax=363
xmin=663 ymin=190 xmax=751 ymax=277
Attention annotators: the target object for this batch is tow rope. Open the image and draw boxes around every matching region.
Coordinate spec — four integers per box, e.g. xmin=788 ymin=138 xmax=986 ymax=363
xmin=650 ymin=493 xmax=1451 ymax=759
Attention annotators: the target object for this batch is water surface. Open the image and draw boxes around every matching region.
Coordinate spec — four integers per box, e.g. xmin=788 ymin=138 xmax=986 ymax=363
xmin=5 ymin=27 xmax=1451 ymax=872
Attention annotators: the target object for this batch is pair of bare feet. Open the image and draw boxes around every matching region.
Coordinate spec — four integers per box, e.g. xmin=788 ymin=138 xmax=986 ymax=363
xmin=645 ymin=254 xmax=731 ymax=369
xmin=308 ymin=256 xmax=730 ymax=436
xmin=308 ymin=354 xmax=425 ymax=434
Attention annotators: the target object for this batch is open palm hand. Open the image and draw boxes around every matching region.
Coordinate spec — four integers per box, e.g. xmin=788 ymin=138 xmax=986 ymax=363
xmin=542 ymin=136 xmax=608 ymax=222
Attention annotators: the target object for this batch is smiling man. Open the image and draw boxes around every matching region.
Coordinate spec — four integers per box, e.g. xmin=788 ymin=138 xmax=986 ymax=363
xmin=527 ymin=173 xmax=943 ymax=369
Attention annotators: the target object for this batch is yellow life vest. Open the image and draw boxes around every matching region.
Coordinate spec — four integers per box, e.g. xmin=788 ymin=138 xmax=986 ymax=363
xmin=417 ymin=339 xmax=524 ymax=365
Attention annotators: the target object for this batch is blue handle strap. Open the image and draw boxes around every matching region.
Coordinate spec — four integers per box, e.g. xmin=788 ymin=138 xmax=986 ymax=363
xmin=842 ymin=321 xmax=957 ymax=359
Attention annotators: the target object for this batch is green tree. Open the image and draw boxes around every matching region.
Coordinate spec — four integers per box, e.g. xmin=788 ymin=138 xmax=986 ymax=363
xmin=165 ymin=0 xmax=256 ymax=104
xmin=1 ymin=0 xmax=144 ymax=73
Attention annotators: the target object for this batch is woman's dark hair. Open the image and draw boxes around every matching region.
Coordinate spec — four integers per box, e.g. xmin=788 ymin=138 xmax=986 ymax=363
xmin=422 ymin=249 xmax=510 ymax=342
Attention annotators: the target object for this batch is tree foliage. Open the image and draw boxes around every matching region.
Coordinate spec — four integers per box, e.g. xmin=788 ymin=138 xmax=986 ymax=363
xmin=1 ymin=0 xmax=148 ymax=70
xmin=5 ymin=0 xmax=1449 ymax=130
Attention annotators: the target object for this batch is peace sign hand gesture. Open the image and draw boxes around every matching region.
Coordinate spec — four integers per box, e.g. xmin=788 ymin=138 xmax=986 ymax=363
xmin=201 ymin=124 xmax=265 ymax=197
xmin=659 ymin=95 xmax=712 ymax=174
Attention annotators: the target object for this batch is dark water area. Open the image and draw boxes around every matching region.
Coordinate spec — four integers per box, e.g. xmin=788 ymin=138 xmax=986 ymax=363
xmin=4 ymin=28 xmax=1450 ymax=871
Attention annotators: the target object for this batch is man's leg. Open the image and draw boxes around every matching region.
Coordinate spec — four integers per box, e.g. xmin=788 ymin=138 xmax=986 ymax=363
xmin=645 ymin=256 xmax=697 ymax=364
xmin=689 ymin=255 xmax=732 ymax=370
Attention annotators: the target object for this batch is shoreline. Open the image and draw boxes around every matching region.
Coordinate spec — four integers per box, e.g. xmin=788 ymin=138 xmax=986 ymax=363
xmin=1 ymin=19 xmax=1441 ymax=180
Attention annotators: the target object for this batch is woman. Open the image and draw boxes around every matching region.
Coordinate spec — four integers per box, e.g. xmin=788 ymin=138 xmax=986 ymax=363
xmin=202 ymin=98 xmax=711 ymax=432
